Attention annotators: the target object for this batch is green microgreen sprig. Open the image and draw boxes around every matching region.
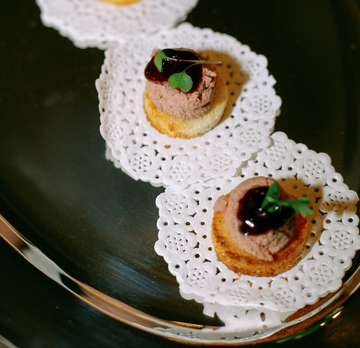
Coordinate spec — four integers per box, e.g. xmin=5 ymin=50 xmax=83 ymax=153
xmin=260 ymin=182 xmax=314 ymax=218
xmin=168 ymin=70 xmax=194 ymax=93
xmin=154 ymin=50 xmax=222 ymax=92
xmin=154 ymin=51 xmax=168 ymax=71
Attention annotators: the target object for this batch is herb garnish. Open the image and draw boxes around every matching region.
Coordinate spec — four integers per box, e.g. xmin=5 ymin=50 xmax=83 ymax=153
xmin=154 ymin=50 xmax=222 ymax=92
xmin=154 ymin=51 xmax=168 ymax=72
xmin=168 ymin=70 xmax=194 ymax=93
xmin=260 ymin=182 xmax=313 ymax=218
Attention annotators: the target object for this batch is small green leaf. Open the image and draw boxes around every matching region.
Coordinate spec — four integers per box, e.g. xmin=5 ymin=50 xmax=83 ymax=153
xmin=261 ymin=182 xmax=313 ymax=218
xmin=168 ymin=71 xmax=193 ymax=92
xmin=154 ymin=51 xmax=168 ymax=72
xmin=299 ymin=203 xmax=314 ymax=218
xmin=261 ymin=182 xmax=280 ymax=211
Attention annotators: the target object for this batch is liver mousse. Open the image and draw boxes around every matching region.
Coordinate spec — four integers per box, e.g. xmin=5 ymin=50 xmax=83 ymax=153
xmin=214 ymin=177 xmax=296 ymax=261
xmin=145 ymin=48 xmax=217 ymax=120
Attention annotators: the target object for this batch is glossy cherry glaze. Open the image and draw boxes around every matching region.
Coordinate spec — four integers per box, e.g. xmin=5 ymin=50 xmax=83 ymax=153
xmin=144 ymin=48 xmax=202 ymax=92
xmin=237 ymin=186 xmax=293 ymax=236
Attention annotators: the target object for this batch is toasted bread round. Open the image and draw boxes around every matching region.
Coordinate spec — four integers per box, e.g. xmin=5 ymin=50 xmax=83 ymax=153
xmin=98 ymin=0 xmax=140 ymax=5
xmin=143 ymin=72 xmax=228 ymax=139
xmin=211 ymin=209 xmax=308 ymax=277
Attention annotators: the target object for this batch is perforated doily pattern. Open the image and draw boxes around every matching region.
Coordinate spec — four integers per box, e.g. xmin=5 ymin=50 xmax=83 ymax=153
xmin=98 ymin=23 xmax=281 ymax=189
xmin=35 ymin=0 xmax=198 ymax=48
xmin=154 ymin=131 xmax=360 ymax=327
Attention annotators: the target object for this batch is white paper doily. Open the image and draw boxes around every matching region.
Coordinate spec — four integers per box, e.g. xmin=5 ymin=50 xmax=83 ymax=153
xmin=154 ymin=131 xmax=360 ymax=331
xmin=35 ymin=0 xmax=198 ymax=49
xmin=98 ymin=23 xmax=281 ymax=189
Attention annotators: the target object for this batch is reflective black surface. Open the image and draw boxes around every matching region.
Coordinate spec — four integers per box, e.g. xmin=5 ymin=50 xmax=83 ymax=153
xmin=1 ymin=0 xmax=360 ymax=347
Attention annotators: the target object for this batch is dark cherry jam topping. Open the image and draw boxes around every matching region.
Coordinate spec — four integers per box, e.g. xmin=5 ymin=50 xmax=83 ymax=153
xmin=144 ymin=48 xmax=202 ymax=92
xmin=237 ymin=186 xmax=293 ymax=236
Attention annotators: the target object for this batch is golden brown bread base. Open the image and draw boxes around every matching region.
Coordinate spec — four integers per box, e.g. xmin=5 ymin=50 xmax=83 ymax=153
xmin=211 ymin=210 xmax=309 ymax=277
xmin=143 ymin=72 xmax=228 ymax=139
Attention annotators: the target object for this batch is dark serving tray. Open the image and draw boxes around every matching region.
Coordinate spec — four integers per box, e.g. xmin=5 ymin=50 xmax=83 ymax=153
xmin=1 ymin=0 xmax=359 ymax=347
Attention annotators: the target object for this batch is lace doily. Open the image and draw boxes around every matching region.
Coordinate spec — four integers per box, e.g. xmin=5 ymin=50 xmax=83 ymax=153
xmin=35 ymin=0 xmax=198 ymax=49
xmin=154 ymin=131 xmax=360 ymax=331
xmin=98 ymin=23 xmax=281 ymax=189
